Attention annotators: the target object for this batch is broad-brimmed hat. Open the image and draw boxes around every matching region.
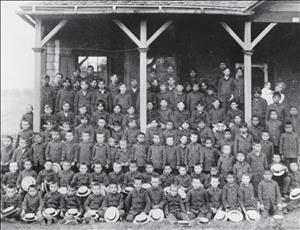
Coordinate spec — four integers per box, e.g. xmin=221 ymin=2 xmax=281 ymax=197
xmin=42 ymin=208 xmax=59 ymax=218
xmin=66 ymin=208 xmax=81 ymax=217
xmin=213 ymin=210 xmax=227 ymax=221
xmin=58 ymin=187 xmax=67 ymax=195
xmin=76 ymin=186 xmax=91 ymax=197
xmin=227 ymin=210 xmax=243 ymax=222
xmin=271 ymin=164 xmax=286 ymax=176
xmin=122 ymin=186 xmax=134 ymax=194
xmin=133 ymin=213 xmax=150 ymax=225
xmin=178 ymin=188 xmax=187 ymax=199
xmin=142 ymin=183 xmax=152 ymax=189
xmin=199 ymin=217 xmax=209 ymax=224
xmin=2 ymin=206 xmax=19 ymax=217
xmin=52 ymin=163 xmax=61 ymax=173
xmin=21 ymin=176 xmax=36 ymax=191
xmin=88 ymin=210 xmax=99 ymax=220
xmin=245 ymin=210 xmax=260 ymax=222
xmin=289 ymin=188 xmax=300 ymax=200
xmin=41 ymin=181 xmax=50 ymax=193
xmin=149 ymin=208 xmax=164 ymax=222
xmin=104 ymin=207 xmax=120 ymax=223
xmin=22 ymin=213 xmax=37 ymax=222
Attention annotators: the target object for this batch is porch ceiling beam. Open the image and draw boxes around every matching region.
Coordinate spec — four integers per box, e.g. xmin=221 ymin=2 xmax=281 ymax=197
xmin=41 ymin=19 xmax=68 ymax=47
xmin=251 ymin=23 xmax=277 ymax=49
xmin=113 ymin=19 xmax=141 ymax=47
xmin=146 ymin=20 xmax=172 ymax=46
xmin=220 ymin=21 xmax=245 ymax=49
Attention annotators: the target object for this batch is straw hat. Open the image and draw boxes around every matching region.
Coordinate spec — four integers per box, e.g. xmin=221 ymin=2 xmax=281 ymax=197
xmin=149 ymin=208 xmax=164 ymax=222
xmin=21 ymin=176 xmax=36 ymax=191
xmin=122 ymin=186 xmax=134 ymax=194
xmin=227 ymin=210 xmax=243 ymax=222
xmin=22 ymin=213 xmax=37 ymax=222
xmin=213 ymin=210 xmax=227 ymax=221
xmin=104 ymin=207 xmax=120 ymax=223
xmin=88 ymin=210 xmax=99 ymax=220
xmin=41 ymin=181 xmax=50 ymax=193
xmin=58 ymin=187 xmax=67 ymax=195
xmin=271 ymin=164 xmax=286 ymax=176
xmin=76 ymin=186 xmax=91 ymax=197
xmin=42 ymin=208 xmax=59 ymax=218
xmin=199 ymin=217 xmax=209 ymax=224
xmin=133 ymin=213 xmax=150 ymax=225
xmin=289 ymin=188 xmax=300 ymax=200
xmin=1 ymin=206 xmax=19 ymax=217
xmin=52 ymin=163 xmax=61 ymax=173
xmin=178 ymin=188 xmax=187 ymax=199
xmin=245 ymin=210 xmax=260 ymax=222
xmin=142 ymin=183 xmax=152 ymax=189
xmin=66 ymin=208 xmax=81 ymax=217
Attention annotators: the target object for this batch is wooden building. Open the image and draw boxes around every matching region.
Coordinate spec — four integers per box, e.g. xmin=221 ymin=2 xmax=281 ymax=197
xmin=17 ymin=1 xmax=300 ymax=132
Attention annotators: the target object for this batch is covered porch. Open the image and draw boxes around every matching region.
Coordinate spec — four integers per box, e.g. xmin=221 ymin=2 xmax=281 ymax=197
xmin=17 ymin=1 xmax=300 ymax=132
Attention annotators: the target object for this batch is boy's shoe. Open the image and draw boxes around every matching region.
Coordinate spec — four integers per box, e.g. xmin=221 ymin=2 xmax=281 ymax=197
xmin=99 ymin=217 xmax=105 ymax=222
xmin=283 ymin=209 xmax=288 ymax=214
xmin=6 ymin=218 xmax=16 ymax=223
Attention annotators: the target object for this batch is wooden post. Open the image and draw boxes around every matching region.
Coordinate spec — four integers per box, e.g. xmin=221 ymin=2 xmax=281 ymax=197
xmin=139 ymin=20 xmax=148 ymax=133
xmin=114 ymin=19 xmax=172 ymax=132
xmin=32 ymin=18 xmax=44 ymax=132
xmin=243 ymin=22 xmax=253 ymax=125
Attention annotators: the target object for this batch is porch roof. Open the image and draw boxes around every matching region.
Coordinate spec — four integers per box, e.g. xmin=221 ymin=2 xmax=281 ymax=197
xmin=17 ymin=1 xmax=261 ymax=16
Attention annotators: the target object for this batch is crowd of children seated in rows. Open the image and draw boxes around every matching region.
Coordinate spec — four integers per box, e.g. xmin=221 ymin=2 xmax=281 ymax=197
xmin=1 ymin=65 xmax=299 ymax=225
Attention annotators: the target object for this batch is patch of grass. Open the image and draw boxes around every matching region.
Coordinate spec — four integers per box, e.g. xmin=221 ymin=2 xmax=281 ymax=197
xmin=1 ymin=210 xmax=300 ymax=230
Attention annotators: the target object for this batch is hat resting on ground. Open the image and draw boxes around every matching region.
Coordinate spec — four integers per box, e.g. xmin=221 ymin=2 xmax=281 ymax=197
xmin=52 ymin=163 xmax=61 ymax=173
xmin=227 ymin=210 xmax=243 ymax=222
xmin=245 ymin=210 xmax=260 ymax=222
xmin=22 ymin=213 xmax=37 ymax=222
xmin=149 ymin=208 xmax=164 ymax=222
xmin=104 ymin=207 xmax=120 ymax=223
xmin=133 ymin=213 xmax=150 ymax=225
xmin=58 ymin=187 xmax=67 ymax=195
xmin=66 ymin=208 xmax=81 ymax=217
xmin=42 ymin=208 xmax=59 ymax=218
xmin=213 ymin=210 xmax=227 ymax=221
xmin=1 ymin=206 xmax=19 ymax=217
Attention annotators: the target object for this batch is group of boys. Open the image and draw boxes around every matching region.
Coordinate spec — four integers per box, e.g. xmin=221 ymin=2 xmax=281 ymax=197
xmin=1 ymin=67 xmax=300 ymax=225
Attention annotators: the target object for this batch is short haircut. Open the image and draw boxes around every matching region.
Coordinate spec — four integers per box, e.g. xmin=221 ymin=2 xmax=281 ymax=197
xmin=273 ymin=91 xmax=281 ymax=98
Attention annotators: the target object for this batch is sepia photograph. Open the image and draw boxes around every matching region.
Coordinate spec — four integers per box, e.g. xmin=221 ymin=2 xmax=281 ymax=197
xmin=1 ymin=1 xmax=300 ymax=229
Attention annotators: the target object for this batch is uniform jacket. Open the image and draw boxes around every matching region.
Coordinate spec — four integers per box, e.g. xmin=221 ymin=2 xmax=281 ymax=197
xmin=44 ymin=191 xmax=63 ymax=209
xmin=2 ymin=171 xmax=18 ymax=187
xmin=157 ymin=108 xmax=173 ymax=125
xmin=77 ymin=141 xmax=93 ymax=164
xmin=92 ymin=89 xmax=112 ymax=112
xmin=233 ymin=133 xmax=253 ymax=156
xmin=206 ymin=186 xmax=222 ymax=209
xmin=132 ymin=143 xmax=148 ymax=167
xmin=56 ymin=111 xmax=75 ymax=127
xmin=208 ymin=108 xmax=225 ymax=124
xmin=218 ymin=77 xmax=234 ymax=102
xmin=233 ymin=161 xmax=252 ymax=183
xmin=62 ymin=140 xmax=78 ymax=163
xmin=147 ymin=144 xmax=164 ymax=169
xmin=246 ymin=151 xmax=268 ymax=182
xmin=45 ymin=140 xmax=65 ymax=163
xmin=92 ymin=143 xmax=109 ymax=166
xmin=185 ymin=187 xmax=208 ymax=213
xmin=61 ymin=193 xmax=82 ymax=212
xmin=175 ymin=144 xmax=187 ymax=166
xmin=125 ymin=188 xmax=151 ymax=213
xmin=22 ymin=193 xmax=44 ymax=213
xmin=101 ymin=192 xmax=124 ymax=209
xmin=191 ymin=110 xmax=209 ymax=128
xmin=1 ymin=145 xmax=14 ymax=165
xmin=58 ymin=169 xmax=75 ymax=187
xmin=36 ymin=169 xmax=58 ymax=185
xmin=174 ymin=174 xmax=192 ymax=188
xmin=17 ymin=169 xmax=37 ymax=188
xmin=186 ymin=142 xmax=202 ymax=167
xmin=266 ymin=119 xmax=282 ymax=146
xmin=288 ymin=171 xmax=300 ymax=189
xmin=147 ymin=186 xmax=165 ymax=209
xmin=91 ymin=171 xmax=108 ymax=185
xmin=258 ymin=179 xmax=281 ymax=209
xmin=252 ymin=96 xmax=268 ymax=119
xmin=12 ymin=147 xmax=32 ymax=169
xmin=115 ymin=148 xmax=132 ymax=165
xmin=165 ymin=193 xmax=185 ymax=215
xmin=1 ymin=194 xmax=21 ymax=210
xmin=71 ymin=172 xmax=92 ymax=187
xmin=279 ymin=132 xmax=299 ymax=158
xmin=114 ymin=93 xmax=133 ymax=113
xmin=108 ymin=171 xmax=124 ymax=186
xmin=31 ymin=142 xmax=46 ymax=166
xmin=237 ymin=183 xmax=257 ymax=209
xmin=163 ymin=145 xmax=177 ymax=169
xmin=55 ymin=88 xmax=76 ymax=112
xmin=159 ymin=173 xmax=175 ymax=188
xmin=201 ymin=147 xmax=220 ymax=172
xmin=84 ymin=193 xmax=104 ymax=211
xmin=222 ymin=182 xmax=239 ymax=209
xmin=74 ymin=90 xmax=93 ymax=113
xmin=217 ymin=155 xmax=234 ymax=177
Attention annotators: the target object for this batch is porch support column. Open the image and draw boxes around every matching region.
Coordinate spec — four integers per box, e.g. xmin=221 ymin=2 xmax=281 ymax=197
xmin=243 ymin=22 xmax=253 ymax=125
xmin=114 ymin=19 xmax=172 ymax=132
xmin=32 ymin=18 xmax=44 ymax=132
xmin=139 ymin=20 xmax=148 ymax=133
